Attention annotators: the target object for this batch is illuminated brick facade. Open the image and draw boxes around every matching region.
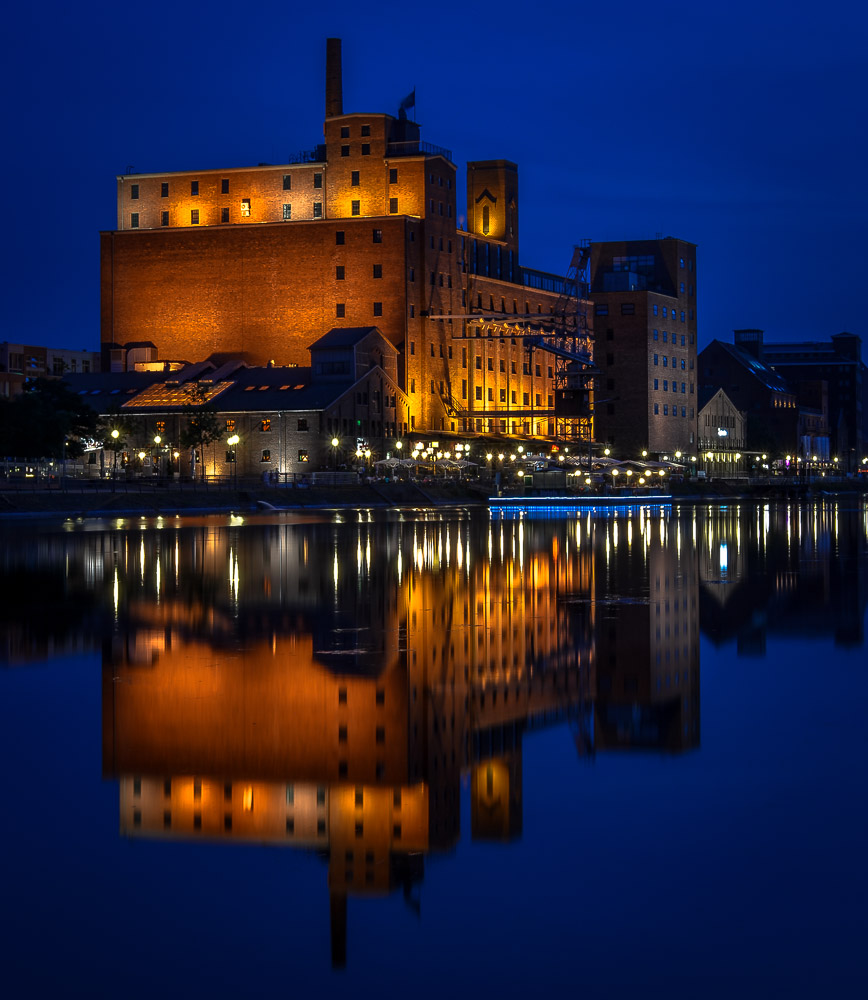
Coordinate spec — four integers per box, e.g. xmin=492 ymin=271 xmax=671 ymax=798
xmin=101 ymin=40 xmax=589 ymax=442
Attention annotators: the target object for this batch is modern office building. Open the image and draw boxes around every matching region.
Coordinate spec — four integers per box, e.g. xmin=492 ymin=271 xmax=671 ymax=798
xmin=589 ymin=238 xmax=698 ymax=457
xmin=100 ymin=39 xmax=593 ymax=444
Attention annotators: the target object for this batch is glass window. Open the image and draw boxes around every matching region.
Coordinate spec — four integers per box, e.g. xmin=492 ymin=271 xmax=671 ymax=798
xmin=191 ymin=181 xmax=198 ymax=195
xmin=130 ymin=213 xmax=139 ymax=228
xmin=241 ymin=198 xmax=251 ymax=217
xmin=221 ymin=178 xmax=229 ymax=194
xmin=313 ymin=172 xmax=322 ymax=189
xmin=282 ymin=203 xmax=291 ymax=220
xmin=161 ymin=182 xmax=169 ymax=197
xmin=313 ymin=202 xmax=322 ymax=219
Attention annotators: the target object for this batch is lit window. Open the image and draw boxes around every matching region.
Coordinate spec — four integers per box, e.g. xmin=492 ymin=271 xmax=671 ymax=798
xmin=260 ymin=419 xmax=271 ymax=432
xmin=226 ymin=419 xmax=235 ymax=432
xmin=261 ymin=449 xmax=271 ymax=462
xmin=298 ymin=450 xmax=309 ymax=462
xmin=190 ymin=209 xmax=199 ymax=225
xmin=282 ymin=203 xmax=291 ymax=220
xmin=241 ymin=198 xmax=251 ymax=217
xmin=242 ymin=787 xmax=254 ymax=812
xmin=313 ymin=202 xmax=322 ymax=219
xmin=351 ymin=200 xmax=360 ymax=215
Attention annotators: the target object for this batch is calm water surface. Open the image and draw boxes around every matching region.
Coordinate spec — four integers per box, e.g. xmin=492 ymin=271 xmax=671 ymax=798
xmin=1 ymin=501 xmax=866 ymax=997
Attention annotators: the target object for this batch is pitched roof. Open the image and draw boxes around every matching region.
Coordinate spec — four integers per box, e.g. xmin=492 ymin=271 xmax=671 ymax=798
xmin=710 ymin=340 xmax=791 ymax=393
xmin=308 ymin=327 xmax=381 ymax=351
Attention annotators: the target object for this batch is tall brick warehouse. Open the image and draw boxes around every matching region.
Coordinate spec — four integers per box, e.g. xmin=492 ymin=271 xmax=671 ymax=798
xmin=101 ymin=39 xmax=594 ymax=442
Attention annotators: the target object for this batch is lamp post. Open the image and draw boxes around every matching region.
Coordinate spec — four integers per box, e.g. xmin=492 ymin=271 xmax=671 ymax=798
xmin=227 ymin=434 xmax=240 ymax=488
xmin=111 ymin=429 xmax=120 ymax=490
xmin=331 ymin=437 xmax=339 ymax=470
xmin=153 ymin=434 xmax=162 ymax=478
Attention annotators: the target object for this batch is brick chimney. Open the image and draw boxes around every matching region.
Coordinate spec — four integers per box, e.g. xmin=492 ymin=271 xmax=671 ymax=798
xmin=325 ymin=38 xmax=343 ymax=119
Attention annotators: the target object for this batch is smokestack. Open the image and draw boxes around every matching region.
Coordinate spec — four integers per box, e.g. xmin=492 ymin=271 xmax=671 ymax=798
xmin=325 ymin=38 xmax=343 ymax=119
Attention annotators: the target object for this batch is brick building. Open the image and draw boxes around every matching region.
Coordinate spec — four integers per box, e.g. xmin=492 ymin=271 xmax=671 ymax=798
xmin=100 ymin=39 xmax=592 ymax=445
xmin=589 ymin=238 xmax=698 ymax=458
xmin=1 ymin=342 xmax=101 ymax=399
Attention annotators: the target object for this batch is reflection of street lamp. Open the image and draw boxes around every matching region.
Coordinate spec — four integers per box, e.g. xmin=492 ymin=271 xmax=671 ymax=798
xmin=227 ymin=434 xmax=240 ymax=488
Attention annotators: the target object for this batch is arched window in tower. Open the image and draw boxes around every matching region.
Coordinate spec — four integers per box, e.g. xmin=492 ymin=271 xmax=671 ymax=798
xmin=482 ymin=204 xmax=490 ymax=236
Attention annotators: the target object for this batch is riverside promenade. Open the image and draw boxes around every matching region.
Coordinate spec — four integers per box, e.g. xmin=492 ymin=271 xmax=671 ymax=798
xmin=0 ymin=474 xmax=864 ymax=519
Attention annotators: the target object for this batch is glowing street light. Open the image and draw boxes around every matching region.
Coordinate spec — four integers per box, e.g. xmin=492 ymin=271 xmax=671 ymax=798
xmin=227 ymin=434 xmax=240 ymax=488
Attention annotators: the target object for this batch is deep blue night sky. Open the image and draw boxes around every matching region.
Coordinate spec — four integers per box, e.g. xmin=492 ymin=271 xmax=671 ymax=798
xmin=3 ymin=1 xmax=866 ymax=356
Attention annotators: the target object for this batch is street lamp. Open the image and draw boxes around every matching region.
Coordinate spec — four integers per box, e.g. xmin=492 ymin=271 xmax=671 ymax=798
xmin=331 ymin=437 xmax=339 ymax=470
xmin=153 ymin=434 xmax=162 ymax=477
xmin=227 ymin=434 xmax=240 ymax=488
xmin=111 ymin=428 xmax=120 ymax=488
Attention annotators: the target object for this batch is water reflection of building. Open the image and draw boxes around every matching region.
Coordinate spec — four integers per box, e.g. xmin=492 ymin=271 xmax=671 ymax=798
xmin=697 ymin=502 xmax=868 ymax=652
xmin=95 ymin=510 xmax=701 ymax=963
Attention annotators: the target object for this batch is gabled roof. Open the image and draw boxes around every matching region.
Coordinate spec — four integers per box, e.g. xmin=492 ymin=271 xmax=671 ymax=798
xmin=308 ymin=327 xmax=383 ymax=351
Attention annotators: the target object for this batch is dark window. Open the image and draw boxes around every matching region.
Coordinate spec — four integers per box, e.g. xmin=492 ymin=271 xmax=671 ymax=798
xmin=373 ymin=302 xmax=382 ymax=316
xmin=351 ymin=200 xmax=360 ymax=215
xmin=340 ymin=125 xmax=350 ymax=138
xmin=361 ymin=144 xmax=370 ymax=155
xmin=372 ymin=229 xmax=382 ymax=243
xmin=336 ymin=303 xmax=345 ymax=317
xmin=190 ymin=209 xmax=199 ymax=225
xmin=130 ymin=213 xmax=139 ymax=228
xmin=191 ymin=181 xmax=198 ymax=195
xmin=161 ymin=182 xmax=168 ymax=197
xmin=376 ymin=689 xmax=385 ymax=705
xmin=389 ymin=168 xmax=398 ymax=184
xmin=606 ymin=353 xmax=614 ymax=366
xmin=338 ymin=687 xmax=347 ymax=704
xmin=389 ymin=197 xmax=398 ymax=214
xmin=282 ymin=174 xmax=291 ymax=191
xmin=373 ymin=264 xmax=382 ymax=278
xmin=621 ymin=303 xmax=635 ymax=315
xmin=594 ymin=304 xmax=608 ymax=316
xmin=221 ymin=178 xmax=229 ymax=194
xmin=260 ymin=449 xmax=271 ymax=463
xmin=336 ymin=265 xmax=345 ymax=280
xmin=130 ymin=184 xmax=139 ymax=199
xmin=313 ymin=172 xmax=322 ymax=189
xmin=336 ymin=230 xmax=345 ymax=245
xmin=341 ymin=144 xmax=350 ymax=157
xmin=297 ymin=418 xmax=308 ymax=431
xmin=361 ymin=124 xmax=370 ymax=136
xmin=221 ymin=207 xmax=229 ymax=223
xmin=351 ymin=170 xmax=359 ymax=186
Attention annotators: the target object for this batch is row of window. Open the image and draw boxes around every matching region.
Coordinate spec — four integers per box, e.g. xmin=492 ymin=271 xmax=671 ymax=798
xmin=652 ymin=330 xmax=689 ymax=345
xmin=653 ymin=355 xmax=691 ymax=370
xmin=340 ymin=143 xmax=372 ymax=156
xmin=340 ymin=124 xmax=372 ymax=138
xmin=595 ymin=302 xmax=692 ymax=321
xmin=131 ymin=200 xmax=319 ymax=227
xmin=335 ymin=302 xmax=382 ymax=317
xmin=131 ymin=175 xmax=324 ymax=200
xmin=653 ymin=379 xmax=692 ymax=394
xmin=335 ymin=264 xmax=384 ymax=280
xmin=653 ymin=404 xmax=694 ymax=417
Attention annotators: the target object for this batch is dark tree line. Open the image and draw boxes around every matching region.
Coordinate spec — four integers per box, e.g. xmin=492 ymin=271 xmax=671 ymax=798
xmin=0 ymin=379 xmax=98 ymax=459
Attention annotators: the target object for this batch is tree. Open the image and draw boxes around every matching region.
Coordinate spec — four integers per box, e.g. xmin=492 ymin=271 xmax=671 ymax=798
xmin=0 ymin=378 xmax=97 ymax=459
xmin=178 ymin=384 xmax=222 ymax=479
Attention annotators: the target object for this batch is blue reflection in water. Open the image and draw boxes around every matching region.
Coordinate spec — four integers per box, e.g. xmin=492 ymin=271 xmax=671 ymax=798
xmin=0 ymin=501 xmax=865 ymax=996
